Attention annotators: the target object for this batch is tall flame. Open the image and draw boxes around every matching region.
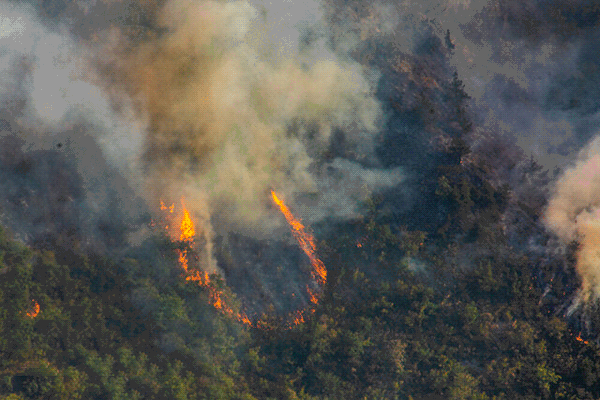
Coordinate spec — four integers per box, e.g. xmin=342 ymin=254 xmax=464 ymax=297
xmin=179 ymin=208 xmax=195 ymax=241
xmin=178 ymin=207 xmax=195 ymax=272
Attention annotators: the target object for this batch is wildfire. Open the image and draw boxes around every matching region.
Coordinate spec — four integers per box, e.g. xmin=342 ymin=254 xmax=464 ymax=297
xmin=292 ymin=309 xmax=305 ymax=325
xmin=162 ymin=199 xmax=252 ymax=326
xmin=158 ymin=191 xmax=327 ymax=330
xmin=307 ymin=287 xmax=318 ymax=304
xmin=576 ymin=332 xmax=589 ymax=344
xmin=160 ymin=201 xmax=175 ymax=213
xmin=270 ymin=190 xmax=327 ymax=286
xmin=178 ymin=207 xmax=195 ymax=272
xmin=271 ymin=190 xmax=327 ymax=326
xmin=26 ymin=299 xmax=40 ymax=318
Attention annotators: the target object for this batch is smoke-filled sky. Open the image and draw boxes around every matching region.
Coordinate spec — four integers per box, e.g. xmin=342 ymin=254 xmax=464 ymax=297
xmin=0 ymin=0 xmax=402 ymax=269
xmin=3 ymin=0 xmax=600 ymax=302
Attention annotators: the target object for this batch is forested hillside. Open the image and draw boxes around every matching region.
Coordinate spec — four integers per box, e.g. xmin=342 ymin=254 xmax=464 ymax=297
xmin=0 ymin=66 xmax=597 ymax=398
xmin=3 ymin=0 xmax=600 ymax=398
xmin=0 ymin=185 xmax=598 ymax=399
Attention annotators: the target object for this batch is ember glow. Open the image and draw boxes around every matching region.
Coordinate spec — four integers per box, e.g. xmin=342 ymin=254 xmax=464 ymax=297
xmin=26 ymin=300 xmax=40 ymax=319
xmin=160 ymin=201 xmax=175 ymax=213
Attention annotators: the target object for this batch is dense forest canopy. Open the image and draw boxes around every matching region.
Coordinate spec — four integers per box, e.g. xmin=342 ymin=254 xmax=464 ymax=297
xmin=2 ymin=0 xmax=600 ymax=399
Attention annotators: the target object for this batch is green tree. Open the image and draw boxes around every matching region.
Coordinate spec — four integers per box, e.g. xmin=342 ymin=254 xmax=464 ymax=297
xmin=0 ymin=227 xmax=34 ymax=362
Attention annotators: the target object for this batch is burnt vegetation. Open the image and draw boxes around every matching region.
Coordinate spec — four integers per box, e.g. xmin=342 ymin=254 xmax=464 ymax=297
xmin=0 ymin=25 xmax=598 ymax=400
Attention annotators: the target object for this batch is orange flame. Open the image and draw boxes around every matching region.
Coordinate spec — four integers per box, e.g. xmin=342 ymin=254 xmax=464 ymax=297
xmin=159 ymin=192 xmax=327 ymax=330
xmin=160 ymin=201 xmax=175 ymax=213
xmin=270 ymin=190 xmax=327 ymax=286
xmin=164 ymin=200 xmax=252 ymax=326
xmin=271 ymin=190 xmax=327 ymax=327
xmin=307 ymin=286 xmax=318 ymax=304
xmin=177 ymin=206 xmax=195 ymax=272
xmin=576 ymin=332 xmax=589 ymax=344
xmin=179 ymin=208 xmax=195 ymax=241
xmin=292 ymin=309 xmax=305 ymax=325
xmin=26 ymin=300 xmax=40 ymax=318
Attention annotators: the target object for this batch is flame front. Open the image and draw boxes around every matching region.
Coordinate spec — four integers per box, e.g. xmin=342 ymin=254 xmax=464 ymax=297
xmin=271 ymin=190 xmax=327 ymax=326
xmin=271 ymin=190 xmax=327 ymax=286
xmin=166 ymin=200 xmax=252 ymax=326
xmin=159 ymin=192 xmax=326 ymax=329
xmin=179 ymin=209 xmax=195 ymax=241
xmin=576 ymin=332 xmax=589 ymax=344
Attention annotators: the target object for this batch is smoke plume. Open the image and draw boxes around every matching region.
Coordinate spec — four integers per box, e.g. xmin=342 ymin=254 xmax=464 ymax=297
xmin=545 ymin=137 xmax=600 ymax=304
xmin=93 ymin=0 xmax=405 ymax=272
xmin=5 ymin=0 xmax=600 ymax=314
xmin=0 ymin=0 xmax=406 ymax=275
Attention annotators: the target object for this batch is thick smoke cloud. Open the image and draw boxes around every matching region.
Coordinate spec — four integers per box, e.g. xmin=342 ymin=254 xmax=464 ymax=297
xmin=545 ymin=138 xmax=600 ymax=305
xmin=0 ymin=0 xmax=405 ymax=274
xmin=106 ymin=0 xmax=380 ymax=211
xmin=91 ymin=0 xmax=404 ymax=272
